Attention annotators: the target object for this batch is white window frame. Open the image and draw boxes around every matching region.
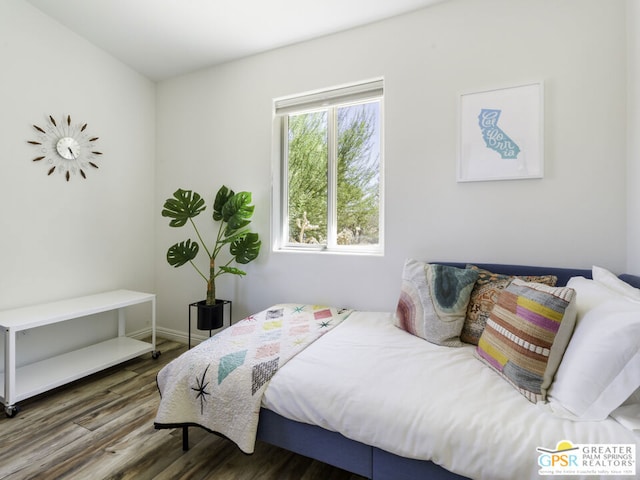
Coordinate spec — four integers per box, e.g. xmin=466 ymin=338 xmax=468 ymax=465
xmin=272 ymin=79 xmax=384 ymax=255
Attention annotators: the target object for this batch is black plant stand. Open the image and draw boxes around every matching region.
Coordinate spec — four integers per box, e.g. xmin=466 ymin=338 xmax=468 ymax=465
xmin=188 ymin=299 xmax=232 ymax=349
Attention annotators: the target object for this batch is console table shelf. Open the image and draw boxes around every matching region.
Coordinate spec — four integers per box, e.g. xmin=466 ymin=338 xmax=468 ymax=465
xmin=0 ymin=290 xmax=158 ymax=417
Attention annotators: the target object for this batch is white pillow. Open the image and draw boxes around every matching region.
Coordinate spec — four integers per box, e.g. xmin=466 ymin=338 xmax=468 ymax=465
xmin=548 ymin=298 xmax=640 ymax=421
xmin=623 ymin=386 xmax=640 ymax=405
xmin=610 ymin=403 xmax=640 ymax=432
xmin=592 ymin=265 xmax=640 ymax=302
xmin=566 ymin=276 xmax=623 ymax=321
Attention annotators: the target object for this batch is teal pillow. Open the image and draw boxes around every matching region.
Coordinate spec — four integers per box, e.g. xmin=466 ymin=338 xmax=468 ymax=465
xmin=395 ymin=259 xmax=479 ymax=346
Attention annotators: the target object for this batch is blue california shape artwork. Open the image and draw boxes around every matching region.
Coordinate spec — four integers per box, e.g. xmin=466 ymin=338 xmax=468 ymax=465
xmin=478 ymin=108 xmax=520 ymax=159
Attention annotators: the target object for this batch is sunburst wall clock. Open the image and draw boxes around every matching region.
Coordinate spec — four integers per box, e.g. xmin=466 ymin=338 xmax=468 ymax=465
xmin=28 ymin=114 xmax=103 ymax=181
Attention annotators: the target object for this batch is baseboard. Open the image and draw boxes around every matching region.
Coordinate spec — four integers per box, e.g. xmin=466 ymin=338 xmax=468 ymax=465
xmin=128 ymin=326 xmax=211 ymax=346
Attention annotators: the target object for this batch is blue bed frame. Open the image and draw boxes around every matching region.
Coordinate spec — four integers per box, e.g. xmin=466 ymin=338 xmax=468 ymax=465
xmin=185 ymin=263 xmax=640 ymax=480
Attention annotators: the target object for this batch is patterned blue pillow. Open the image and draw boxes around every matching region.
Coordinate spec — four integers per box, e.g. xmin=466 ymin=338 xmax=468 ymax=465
xmin=395 ymin=259 xmax=479 ymax=346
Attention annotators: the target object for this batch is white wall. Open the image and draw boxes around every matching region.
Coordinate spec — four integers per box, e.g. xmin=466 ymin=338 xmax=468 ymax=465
xmin=628 ymin=0 xmax=640 ymax=273
xmin=155 ymin=0 xmax=628 ymax=334
xmin=0 ymin=0 xmax=156 ymax=363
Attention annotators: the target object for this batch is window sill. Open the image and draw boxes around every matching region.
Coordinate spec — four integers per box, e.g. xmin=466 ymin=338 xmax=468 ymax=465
xmin=273 ymin=245 xmax=384 ymax=257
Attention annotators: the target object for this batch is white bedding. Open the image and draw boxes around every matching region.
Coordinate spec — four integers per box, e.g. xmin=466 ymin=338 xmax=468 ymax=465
xmin=262 ymin=311 xmax=639 ymax=480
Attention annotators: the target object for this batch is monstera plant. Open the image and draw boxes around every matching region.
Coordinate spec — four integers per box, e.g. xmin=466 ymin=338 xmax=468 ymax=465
xmin=162 ymin=185 xmax=261 ymax=329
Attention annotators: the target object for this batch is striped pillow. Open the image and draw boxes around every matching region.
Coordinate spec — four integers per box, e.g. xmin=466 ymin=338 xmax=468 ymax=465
xmin=461 ymin=265 xmax=558 ymax=345
xmin=476 ymin=279 xmax=577 ymax=403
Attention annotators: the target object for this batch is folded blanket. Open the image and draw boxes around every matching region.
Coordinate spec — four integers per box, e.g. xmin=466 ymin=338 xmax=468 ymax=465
xmin=154 ymin=303 xmax=352 ymax=453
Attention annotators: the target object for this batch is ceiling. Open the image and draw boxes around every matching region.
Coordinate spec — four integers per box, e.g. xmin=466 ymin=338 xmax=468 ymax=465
xmin=25 ymin=0 xmax=446 ymax=81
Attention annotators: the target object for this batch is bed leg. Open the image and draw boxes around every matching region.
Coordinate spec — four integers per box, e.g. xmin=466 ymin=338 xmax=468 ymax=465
xmin=182 ymin=426 xmax=189 ymax=451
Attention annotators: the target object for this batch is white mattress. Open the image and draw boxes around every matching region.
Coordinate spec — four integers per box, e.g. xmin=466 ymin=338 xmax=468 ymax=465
xmin=262 ymin=311 xmax=640 ymax=480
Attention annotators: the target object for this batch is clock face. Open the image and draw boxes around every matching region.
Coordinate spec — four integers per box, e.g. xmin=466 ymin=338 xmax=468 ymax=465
xmin=28 ymin=114 xmax=102 ymax=181
xmin=56 ymin=137 xmax=80 ymax=160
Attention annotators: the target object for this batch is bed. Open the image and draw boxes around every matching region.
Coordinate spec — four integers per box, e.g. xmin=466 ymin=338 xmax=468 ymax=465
xmin=154 ymin=262 xmax=640 ymax=480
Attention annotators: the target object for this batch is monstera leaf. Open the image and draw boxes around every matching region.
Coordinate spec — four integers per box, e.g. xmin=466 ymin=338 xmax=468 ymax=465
xmin=162 ymin=189 xmax=206 ymax=227
xmin=212 ymin=185 xmax=234 ymax=222
xmin=230 ymin=233 xmax=261 ymax=264
xmin=222 ymin=192 xmax=255 ymax=235
xmin=166 ymin=239 xmax=199 ymax=267
xmin=219 ymin=266 xmax=247 ymax=276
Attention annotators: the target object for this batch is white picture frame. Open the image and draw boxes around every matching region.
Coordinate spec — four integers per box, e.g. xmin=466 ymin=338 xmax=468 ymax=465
xmin=457 ymin=82 xmax=544 ymax=182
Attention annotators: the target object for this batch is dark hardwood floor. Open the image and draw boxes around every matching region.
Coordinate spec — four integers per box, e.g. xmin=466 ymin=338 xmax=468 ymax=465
xmin=0 ymin=338 xmax=366 ymax=480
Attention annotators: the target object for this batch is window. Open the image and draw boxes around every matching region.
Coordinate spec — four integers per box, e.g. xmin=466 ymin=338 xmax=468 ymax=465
xmin=273 ymin=79 xmax=384 ymax=254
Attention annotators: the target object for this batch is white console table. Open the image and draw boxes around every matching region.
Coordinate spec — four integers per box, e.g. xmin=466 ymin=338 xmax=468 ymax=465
xmin=0 ymin=289 xmax=158 ymax=417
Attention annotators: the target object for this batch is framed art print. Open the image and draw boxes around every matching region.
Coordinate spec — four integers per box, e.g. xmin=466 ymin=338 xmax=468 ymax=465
xmin=457 ymin=82 xmax=544 ymax=182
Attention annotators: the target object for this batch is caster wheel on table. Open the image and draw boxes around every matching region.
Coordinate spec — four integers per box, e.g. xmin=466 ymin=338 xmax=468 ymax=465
xmin=152 ymin=350 xmax=161 ymax=359
xmin=5 ymin=405 xmax=19 ymax=418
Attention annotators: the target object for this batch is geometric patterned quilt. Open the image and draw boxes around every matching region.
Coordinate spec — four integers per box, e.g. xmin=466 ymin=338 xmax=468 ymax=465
xmin=154 ymin=304 xmax=352 ymax=453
